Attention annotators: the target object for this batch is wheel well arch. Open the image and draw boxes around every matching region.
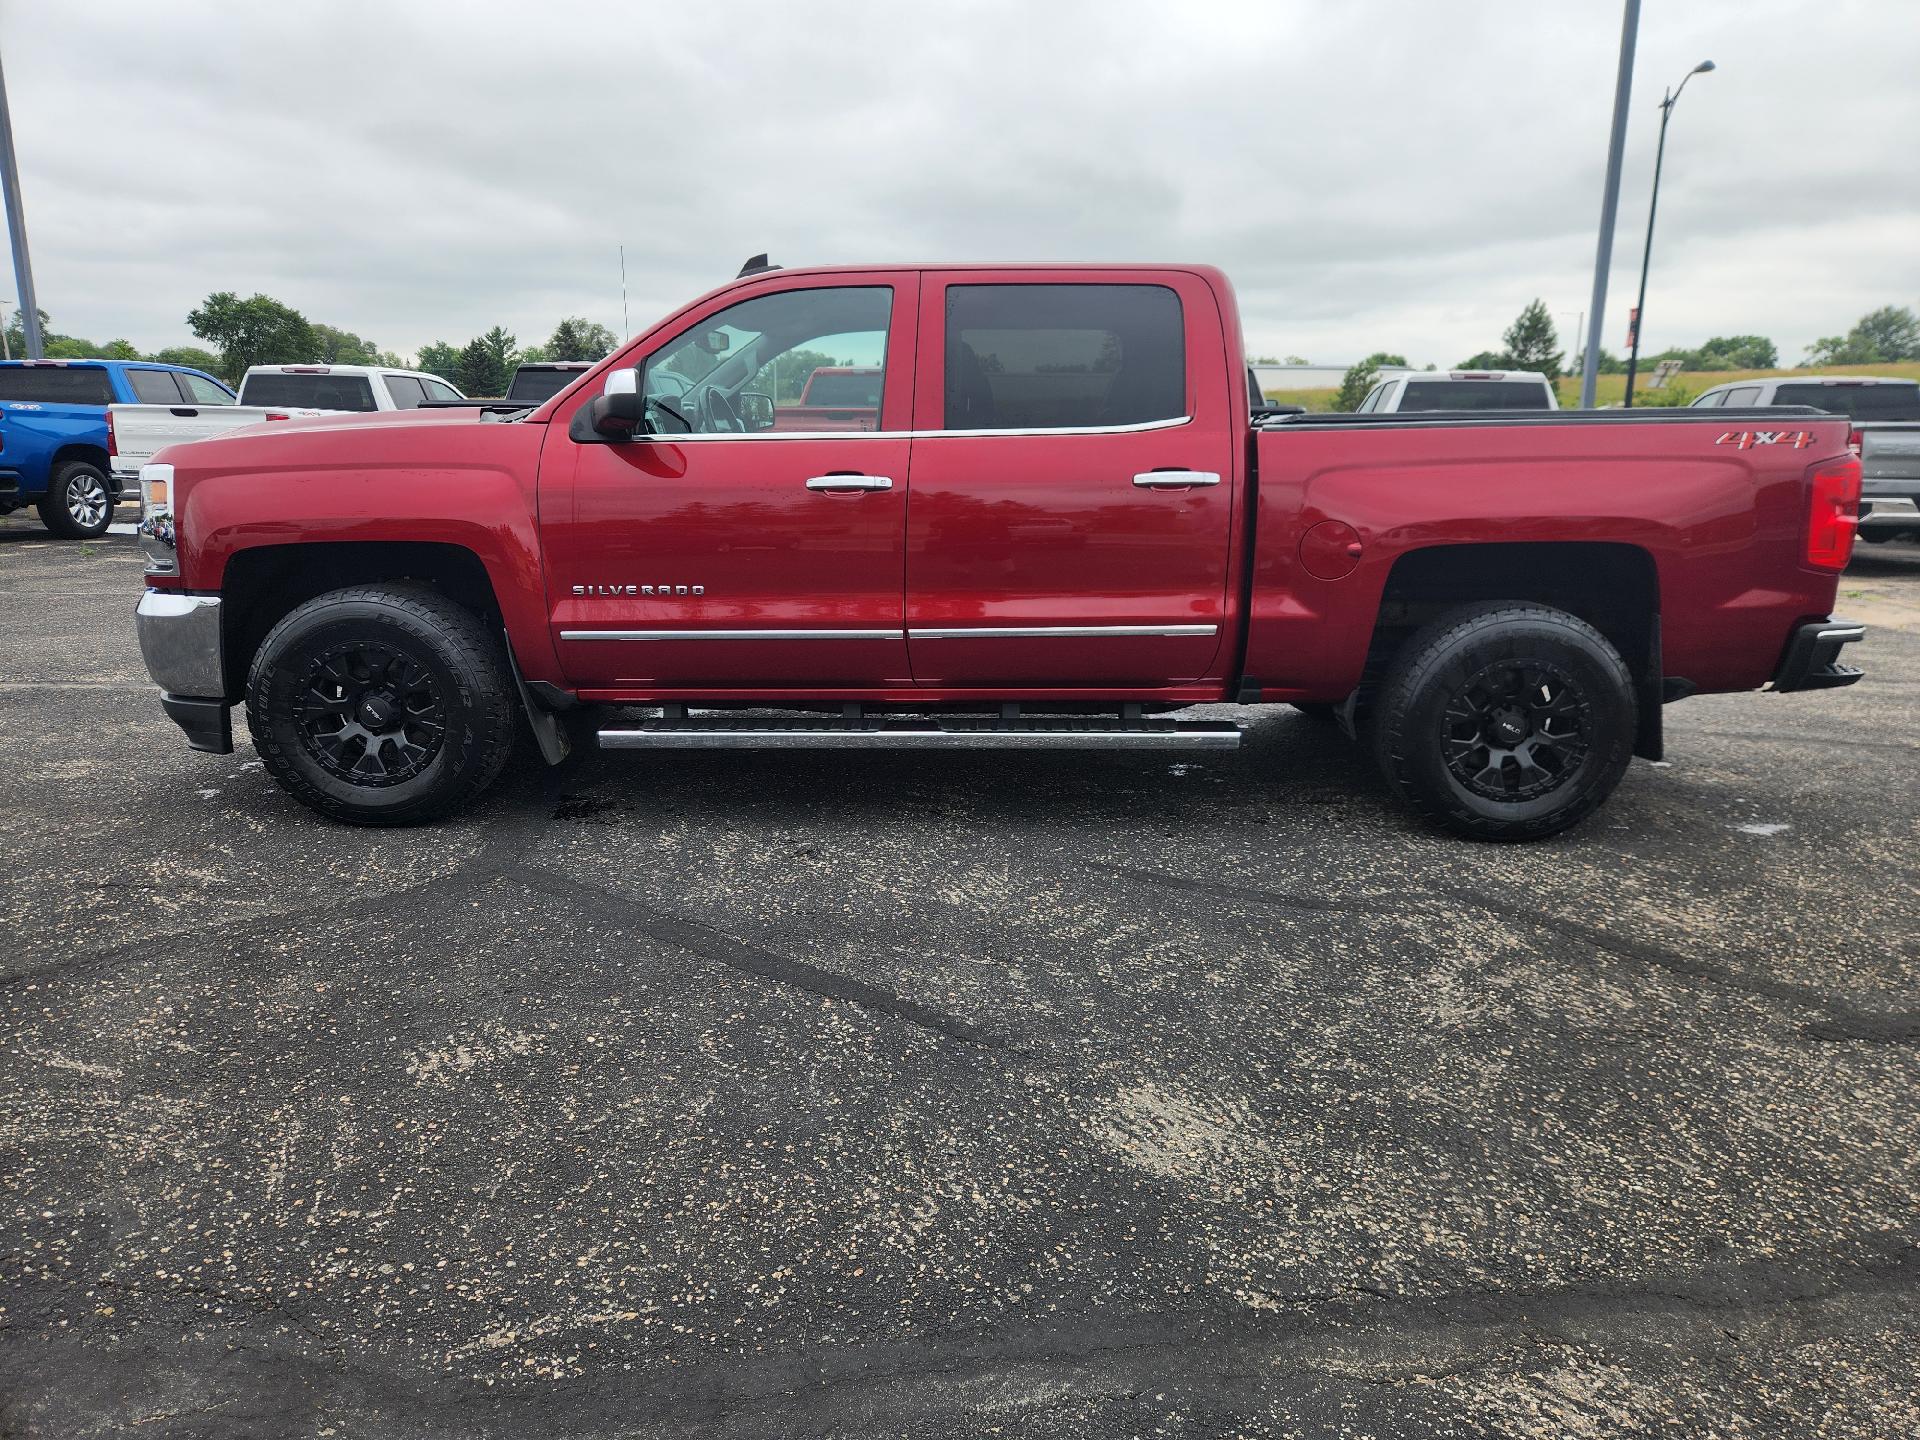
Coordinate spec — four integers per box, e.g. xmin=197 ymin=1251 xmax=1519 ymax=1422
xmin=1363 ymin=540 xmax=1664 ymax=758
xmin=51 ymin=443 xmax=113 ymax=491
xmin=219 ymin=541 xmax=504 ymax=702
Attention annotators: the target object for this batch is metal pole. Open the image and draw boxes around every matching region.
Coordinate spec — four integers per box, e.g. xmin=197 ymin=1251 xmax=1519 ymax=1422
xmin=1622 ymin=94 xmax=1672 ymax=408
xmin=1580 ymin=0 xmax=1639 ymax=409
xmin=0 ymin=50 xmax=43 ymax=359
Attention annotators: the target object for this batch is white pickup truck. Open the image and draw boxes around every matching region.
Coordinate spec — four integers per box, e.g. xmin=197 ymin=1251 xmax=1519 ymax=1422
xmin=109 ymin=363 xmax=464 ymax=483
xmin=1356 ymin=369 xmax=1559 ymax=413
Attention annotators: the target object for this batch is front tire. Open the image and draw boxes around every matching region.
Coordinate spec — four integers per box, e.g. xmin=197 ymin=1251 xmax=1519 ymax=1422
xmin=1370 ymin=603 xmax=1637 ymax=841
xmin=245 ymin=583 xmax=516 ymax=826
xmin=38 ymin=460 xmax=114 ymax=538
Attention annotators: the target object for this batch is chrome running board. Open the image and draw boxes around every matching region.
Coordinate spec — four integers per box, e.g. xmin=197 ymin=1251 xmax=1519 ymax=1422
xmin=596 ymin=716 xmax=1243 ymax=750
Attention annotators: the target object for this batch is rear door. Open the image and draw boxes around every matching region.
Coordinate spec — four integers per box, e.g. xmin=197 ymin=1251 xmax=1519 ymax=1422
xmin=543 ymin=273 xmax=918 ymax=692
xmin=903 ymin=271 xmax=1238 ymax=689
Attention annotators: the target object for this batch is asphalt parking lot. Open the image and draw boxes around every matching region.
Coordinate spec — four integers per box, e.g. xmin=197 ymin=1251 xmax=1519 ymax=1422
xmin=2 ymin=512 xmax=1916 ymax=1438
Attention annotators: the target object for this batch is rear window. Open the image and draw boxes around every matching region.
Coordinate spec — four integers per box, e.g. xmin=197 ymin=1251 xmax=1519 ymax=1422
xmin=944 ymin=284 xmax=1185 ymax=430
xmin=0 ymin=366 xmax=114 ymax=405
xmin=506 ymin=368 xmax=585 ymax=403
xmin=802 ymin=370 xmax=882 ymax=407
xmin=1399 ymin=380 xmax=1552 ymax=411
xmin=240 ymin=372 xmax=378 ymax=411
xmin=1770 ymin=383 xmax=1920 ymax=421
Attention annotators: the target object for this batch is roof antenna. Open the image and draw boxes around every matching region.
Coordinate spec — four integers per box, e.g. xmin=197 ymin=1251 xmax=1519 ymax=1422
xmin=736 ymin=253 xmax=780 ymax=278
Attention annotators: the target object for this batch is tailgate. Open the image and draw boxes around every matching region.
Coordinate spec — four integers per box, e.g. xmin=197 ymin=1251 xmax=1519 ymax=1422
xmin=108 ymin=404 xmax=325 ymax=478
xmin=1859 ymin=422 xmax=1920 ymax=484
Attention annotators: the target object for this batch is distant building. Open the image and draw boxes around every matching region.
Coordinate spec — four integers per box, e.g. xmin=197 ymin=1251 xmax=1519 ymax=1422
xmin=1252 ymin=363 xmax=1425 ymax=393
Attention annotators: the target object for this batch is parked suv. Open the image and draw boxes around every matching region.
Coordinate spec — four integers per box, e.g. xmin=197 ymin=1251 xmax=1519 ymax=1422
xmin=1357 ymin=370 xmax=1559 ymax=413
xmin=0 ymin=358 xmax=234 ymax=537
xmin=1692 ymin=375 xmax=1920 ymax=542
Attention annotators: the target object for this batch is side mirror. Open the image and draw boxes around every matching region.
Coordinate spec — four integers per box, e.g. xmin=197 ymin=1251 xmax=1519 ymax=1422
xmin=739 ymin=391 xmax=775 ymax=431
xmin=700 ymin=329 xmax=731 ymax=354
xmin=570 ymin=369 xmax=646 ymax=443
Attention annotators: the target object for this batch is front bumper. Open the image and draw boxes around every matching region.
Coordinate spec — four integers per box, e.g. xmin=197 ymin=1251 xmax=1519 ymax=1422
xmin=136 ymin=589 xmax=234 ymax=753
xmin=1771 ymin=617 xmax=1865 ymax=693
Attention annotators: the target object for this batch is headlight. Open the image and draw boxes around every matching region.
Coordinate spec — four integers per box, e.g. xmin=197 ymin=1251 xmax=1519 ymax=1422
xmin=137 ymin=463 xmax=177 ymax=575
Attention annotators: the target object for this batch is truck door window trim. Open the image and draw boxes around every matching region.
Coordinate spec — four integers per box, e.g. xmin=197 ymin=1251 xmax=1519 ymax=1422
xmin=604 ymin=415 xmax=1191 ymax=442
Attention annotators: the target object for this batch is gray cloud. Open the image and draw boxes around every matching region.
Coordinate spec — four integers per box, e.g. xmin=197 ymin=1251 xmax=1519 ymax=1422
xmin=2 ymin=0 xmax=1915 ymax=369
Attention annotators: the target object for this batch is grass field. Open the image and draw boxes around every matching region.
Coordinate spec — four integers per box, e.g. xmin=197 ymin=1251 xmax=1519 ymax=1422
xmin=1260 ymin=360 xmax=1920 ymax=412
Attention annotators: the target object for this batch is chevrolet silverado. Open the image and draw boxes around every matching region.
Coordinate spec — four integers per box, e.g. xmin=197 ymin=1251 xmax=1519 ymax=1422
xmin=133 ymin=262 xmax=1866 ymax=839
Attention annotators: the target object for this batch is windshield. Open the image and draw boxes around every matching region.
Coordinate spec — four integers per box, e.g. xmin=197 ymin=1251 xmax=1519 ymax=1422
xmin=1771 ymin=383 xmax=1920 ymax=421
xmin=1400 ymin=380 xmax=1552 ymax=411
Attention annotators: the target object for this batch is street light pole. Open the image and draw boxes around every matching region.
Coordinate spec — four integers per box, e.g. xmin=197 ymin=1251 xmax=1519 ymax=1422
xmin=1623 ymin=60 xmax=1715 ymax=407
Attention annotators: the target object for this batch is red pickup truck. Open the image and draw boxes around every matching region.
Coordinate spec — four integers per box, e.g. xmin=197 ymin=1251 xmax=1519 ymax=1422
xmin=133 ymin=263 xmax=1865 ymax=840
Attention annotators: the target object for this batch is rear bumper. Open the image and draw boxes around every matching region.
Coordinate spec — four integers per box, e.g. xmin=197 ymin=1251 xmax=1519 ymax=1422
xmin=1771 ymin=617 xmax=1865 ymax=693
xmin=160 ymin=694 xmax=234 ymax=754
xmin=1858 ymin=495 xmax=1919 ymax=533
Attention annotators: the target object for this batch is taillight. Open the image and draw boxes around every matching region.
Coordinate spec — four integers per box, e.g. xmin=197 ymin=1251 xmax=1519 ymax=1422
xmin=1806 ymin=457 xmax=1861 ymax=570
xmin=107 ymin=409 xmax=117 ymax=456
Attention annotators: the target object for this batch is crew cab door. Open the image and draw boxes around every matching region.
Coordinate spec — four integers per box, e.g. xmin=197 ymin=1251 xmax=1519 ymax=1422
xmin=542 ymin=274 xmax=917 ymax=692
xmin=903 ymin=272 xmax=1238 ymax=688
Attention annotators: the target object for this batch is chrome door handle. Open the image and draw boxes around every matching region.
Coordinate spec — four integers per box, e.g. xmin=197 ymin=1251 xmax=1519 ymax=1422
xmin=1132 ymin=470 xmax=1221 ymax=488
xmin=806 ymin=474 xmax=893 ymax=492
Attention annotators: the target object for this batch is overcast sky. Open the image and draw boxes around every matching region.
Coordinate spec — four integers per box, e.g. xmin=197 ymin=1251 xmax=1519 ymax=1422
xmin=2 ymin=1 xmax=1915 ymax=370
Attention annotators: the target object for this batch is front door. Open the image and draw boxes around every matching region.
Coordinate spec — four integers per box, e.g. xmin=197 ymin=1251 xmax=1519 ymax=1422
xmin=543 ymin=276 xmax=917 ymax=693
xmin=903 ymin=272 xmax=1239 ymax=689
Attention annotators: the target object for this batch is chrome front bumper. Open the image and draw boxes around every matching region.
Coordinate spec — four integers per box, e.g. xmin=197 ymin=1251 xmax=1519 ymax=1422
xmin=136 ymin=590 xmax=224 ymax=697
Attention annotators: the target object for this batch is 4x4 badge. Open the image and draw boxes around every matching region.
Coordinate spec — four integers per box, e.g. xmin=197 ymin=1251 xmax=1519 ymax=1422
xmin=1716 ymin=430 xmax=1816 ymax=450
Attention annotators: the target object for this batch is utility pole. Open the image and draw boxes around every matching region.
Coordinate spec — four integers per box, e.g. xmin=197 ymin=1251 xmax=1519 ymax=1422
xmin=0 ymin=48 xmax=44 ymax=359
xmin=1580 ymin=0 xmax=1639 ymax=409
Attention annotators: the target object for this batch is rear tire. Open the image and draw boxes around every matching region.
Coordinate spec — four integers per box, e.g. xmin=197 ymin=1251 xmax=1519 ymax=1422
xmin=38 ymin=460 xmax=114 ymax=538
xmin=245 ymin=583 xmax=516 ymax=826
xmin=1370 ymin=603 xmax=1637 ymax=841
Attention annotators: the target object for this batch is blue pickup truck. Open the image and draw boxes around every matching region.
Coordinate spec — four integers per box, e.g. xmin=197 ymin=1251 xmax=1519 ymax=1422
xmin=0 ymin=358 xmax=235 ymax=538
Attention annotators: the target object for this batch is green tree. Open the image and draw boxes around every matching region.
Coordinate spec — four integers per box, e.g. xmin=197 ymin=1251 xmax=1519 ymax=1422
xmin=1692 ymin=334 xmax=1778 ymax=370
xmin=416 ymin=341 xmax=463 ymax=382
xmin=1501 ymin=300 xmax=1563 ymax=380
xmin=547 ymin=317 xmax=618 ymax=362
xmin=187 ymin=292 xmax=318 ymax=383
xmin=480 ymin=325 xmax=519 ymax=379
xmin=148 ymin=345 xmax=224 ymax=373
xmin=517 ymin=344 xmax=548 ymax=365
xmin=454 ymin=337 xmax=505 ymax=397
xmin=312 ymin=323 xmax=381 ymax=365
xmin=1331 ymin=351 xmax=1407 ymax=411
xmin=1805 ymin=305 xmax=1920 ymax=366
xmin=1457 ymin=349 xmax=1513 ymax=369
xmin=3 ymin=306 xmax=50 ymax=355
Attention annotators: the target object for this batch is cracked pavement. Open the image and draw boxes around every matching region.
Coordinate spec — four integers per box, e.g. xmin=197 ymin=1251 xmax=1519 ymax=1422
xmin=2 ymin=514 xmax=1916 ymax=1437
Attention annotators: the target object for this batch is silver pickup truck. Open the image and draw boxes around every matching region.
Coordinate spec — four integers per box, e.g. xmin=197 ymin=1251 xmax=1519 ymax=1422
xmin=1692 ymin=375 xmax=1920 ymax=543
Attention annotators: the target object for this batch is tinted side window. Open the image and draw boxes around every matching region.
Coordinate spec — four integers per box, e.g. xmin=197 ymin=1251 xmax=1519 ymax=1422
xmin=241 ymin=373 xmax=378 ymax=411
xmin=1691 ymin=390 xmax=1725 ymax=407
xmin=0 ymin=366 xmax=115 ymax=404
xmin=181 ymin=373 xmax=235 ymax=404
xmin=384 ymin=375 xmax=427 ymax=409
xmin=421 ymin=378 xmax=464 ymax=403
xmin=944 ymin=284 xmax=1184 ymax=431
xmin=128 ymin=369 xmax=187 ymax=404
xmin=1722 ymin=386 xmax=1762 ymax=407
